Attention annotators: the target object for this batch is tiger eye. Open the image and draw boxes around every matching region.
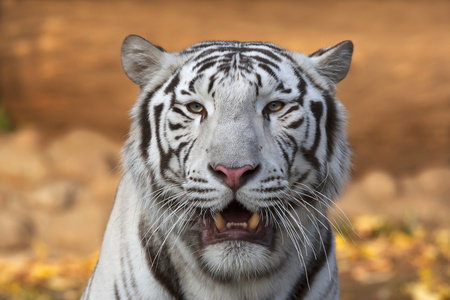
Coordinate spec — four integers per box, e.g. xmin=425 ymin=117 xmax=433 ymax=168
xmin=187 ymin=102 xmax=204 ymax=114
xmin=266 ymin=101 xmax=284 ymax=112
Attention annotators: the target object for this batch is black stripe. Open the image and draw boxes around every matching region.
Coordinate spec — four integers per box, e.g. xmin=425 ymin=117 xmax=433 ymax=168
xmin=169 ymin=122 xmax=186 ymax=130
xmin=252 ymin=55 xmax=281 ymax=70
xmin=124 ymin=247 xmax=139 ymax=298
xmin=256 ymin=186 xmax=285 ymax=193
xmin=289 ymin=222 xmax=333 ymax=299
xmin=139 ymin=85 xmax=163 ymax=161
xmin=324 ymin=92 xmax=337 ymax=160
xmin=276 ymin=82 xmax=285 ymax=91
xmin=243 ymin=47 xmax=283 ymax=62
xmin=139 ymin=217 xmax=183 ymax=300
xmin=120 ymin=252 xmax=133 ymax=300
xmin=276 ymin=82 xmax=292 ymax=94
xmin=174 ymin=134 xmax=188 ymax=140
xmin=310 ymin=101 xmax=324 ymax=150
xmin=198 ymin=61 xmax=217 ymax=73
xmin=277 ymin=134 xmax=296 ymax=175
xmin=276 ymin=139 xmax=291 ymax=175
xmin=182 ymin=139 xmax=196 ymax=168
xmin=188 ymin=75 xmax=201 ymax=93
xmin=186 ymin=187 xmax=216 ymax=193
xmin=280 ymin=105 xmax=300 ymax=118
xmin=296 ymin=170 xmax=311 ymax=186
xmin=188 ymin=177 xmax=208 ymax=183
xmin=284 ymin=132 xmax=299 ymax=158
xmin=261 ymin=176 xmax=282 ymax=183
xmin=258 ymin=63 xmax=279 ymax=81
xmin=207 ymin=74 xmax=217 ymax=94
xmin=172 ymin=107 xmax=193 ymax=120
xmin=192 ymin=54 xmax=222 ymax=71
xmin=286 ymin=117 xmax=304 ymax=129
xmin=240 ymin=65 xmax=254 ymax=74
xmin=191 ymin=48 xmax=222 ymax=61
xmin=293 ymin=68 xmax=307 ymax=107
xmin=302 ymin=101 xmax=323 ymax=170
xmin=256 ymin=73 xmax=262 ymax=87
xmin=154 ymin=103 xmax=170 ymax=175
xmin=114 ymin=282 xmax=120 ymax=300
xmin=173 ymin=141 xmax=188 ymax=158
xmin=164 ymin=73 xmax=180 ymax=94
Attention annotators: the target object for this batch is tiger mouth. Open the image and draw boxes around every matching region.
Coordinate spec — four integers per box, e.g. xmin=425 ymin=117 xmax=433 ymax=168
xmin=200 ymin=201 xmax=274 ymax=247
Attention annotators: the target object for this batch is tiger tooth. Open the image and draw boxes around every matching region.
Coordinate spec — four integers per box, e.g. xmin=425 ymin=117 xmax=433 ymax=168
xmin=214 ymin=213 xmax=226 ymax=231
xmin=248 ymin=213 xmax=260 ymax=230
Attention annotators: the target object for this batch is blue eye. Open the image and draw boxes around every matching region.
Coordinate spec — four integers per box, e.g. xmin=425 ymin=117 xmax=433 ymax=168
xmin=187 ymin=102 xmax=204 ymax=114
xmin=266 ymin=101 xmax=284 ymax=112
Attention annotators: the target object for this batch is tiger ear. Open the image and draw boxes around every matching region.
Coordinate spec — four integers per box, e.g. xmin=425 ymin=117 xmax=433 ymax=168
xmin=121 ymin=35 xmax=167 ymax=87
xmin=309 ymin=40 xmax=353 ymax=84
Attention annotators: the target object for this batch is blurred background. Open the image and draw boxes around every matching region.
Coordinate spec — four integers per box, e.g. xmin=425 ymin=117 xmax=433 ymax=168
xmin=0 ymin=0 xmax=449 ymax=299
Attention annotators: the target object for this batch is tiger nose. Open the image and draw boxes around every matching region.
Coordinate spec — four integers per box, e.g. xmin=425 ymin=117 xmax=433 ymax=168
xmin=213 ymin=165 xmax=256 ymax=191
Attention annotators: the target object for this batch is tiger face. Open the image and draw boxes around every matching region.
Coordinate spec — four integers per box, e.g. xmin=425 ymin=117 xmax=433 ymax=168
xmin=122 ymin=36 xmax=352 ymax=282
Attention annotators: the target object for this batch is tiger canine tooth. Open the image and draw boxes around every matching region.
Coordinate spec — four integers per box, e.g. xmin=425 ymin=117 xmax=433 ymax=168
xmin=248 ymin=213 xmax=260 ymax=230
xmin=214 ymin=213 xmax=226 ymax=231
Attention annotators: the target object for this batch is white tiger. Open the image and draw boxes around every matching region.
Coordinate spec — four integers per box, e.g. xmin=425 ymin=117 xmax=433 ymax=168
xmin=82 ymin=35 xmax=353 ymax=300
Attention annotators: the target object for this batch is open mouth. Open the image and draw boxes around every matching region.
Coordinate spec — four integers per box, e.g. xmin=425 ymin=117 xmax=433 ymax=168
xmin=200 ymin=201 xmax=274 ymax=247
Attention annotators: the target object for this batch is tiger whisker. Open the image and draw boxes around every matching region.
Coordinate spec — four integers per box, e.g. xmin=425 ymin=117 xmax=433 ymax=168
xmin=271 ymin=202 xmax=311 ymax=290
xmin=289 ymin=186 xmax=354 ymax=244
xmin=150 ymin=197 xmax=192 ymax=270
xmin=291 ymin=183 xmax=354 ymax=230
xmin=294 ymin=182 xmax=354 ymax=231
xmin=143 ymin=191 xmax=190 ymax=247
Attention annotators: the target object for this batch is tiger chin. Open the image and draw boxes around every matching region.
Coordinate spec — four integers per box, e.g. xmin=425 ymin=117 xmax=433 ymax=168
xmin=82 ymin=35 xmax=353 ymax=300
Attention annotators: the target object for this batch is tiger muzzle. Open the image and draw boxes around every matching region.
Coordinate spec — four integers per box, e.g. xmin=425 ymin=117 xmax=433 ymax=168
xmin=200 ymin=201 xmax=274 ymax=247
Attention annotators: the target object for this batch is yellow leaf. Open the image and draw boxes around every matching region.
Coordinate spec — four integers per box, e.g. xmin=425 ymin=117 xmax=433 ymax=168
xmin=31 ymin=240 xmax=49 ymax=261
xmin=405 ymin=282 xmax=441 ymax=300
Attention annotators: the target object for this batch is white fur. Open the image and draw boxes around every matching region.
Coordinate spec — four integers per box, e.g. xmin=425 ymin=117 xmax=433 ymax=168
xmin=82 ymin=37 xmax=353 ymax=300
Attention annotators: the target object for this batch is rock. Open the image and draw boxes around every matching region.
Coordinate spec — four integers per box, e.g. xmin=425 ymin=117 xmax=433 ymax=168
xmin=31 ymin=200 xmax=112 ymax=255
xmin=9 ymin=127 xmax=45 ymax=150
xmin=25 ymin=180 xmax=83 ymax=212
xmin=91 ymin=174 xmax=122 ymax=203
xmin=0 ymin=148 xmax=49 ymax=183
xmin=0 ymin=129 xmax=49 ymax=184
xmin=416 ymin=168 xmax=450 ymax=197
xmin=340 ymin=182 xmax=370 ymax=216
xmin=404 ymin=194 xmax=450 ymax=227
xmin=0 ymin=211 xmax=33 ymax=251
xmin=46 ymin=129 xmax=121 ymax=180
xmin=361 ymin=171 xmax=398 ymax=201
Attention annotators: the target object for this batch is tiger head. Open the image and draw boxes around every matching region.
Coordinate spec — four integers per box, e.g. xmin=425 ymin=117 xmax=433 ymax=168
xmin=121 ymin=35 xmax=353 ymax=281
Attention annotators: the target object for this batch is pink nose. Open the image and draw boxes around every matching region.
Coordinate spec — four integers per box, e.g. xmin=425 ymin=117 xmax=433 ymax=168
xmin=214 ymin=165 xmax=254 ymax=191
